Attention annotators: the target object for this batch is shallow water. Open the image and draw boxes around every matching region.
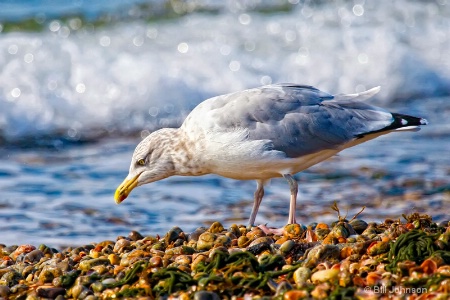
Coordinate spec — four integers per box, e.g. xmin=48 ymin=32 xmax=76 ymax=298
xmin=0 ymin=1 xmax=449 ymax=247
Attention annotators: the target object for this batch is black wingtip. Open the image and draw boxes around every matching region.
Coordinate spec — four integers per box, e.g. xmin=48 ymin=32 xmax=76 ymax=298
xmin=356 ymin=113 xmax=428 ymax=138
xmin=392 ymin=113 xmax=428 ymax=127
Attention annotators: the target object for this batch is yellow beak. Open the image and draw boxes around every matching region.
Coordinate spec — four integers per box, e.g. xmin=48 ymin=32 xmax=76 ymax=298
xmin=114 ymin=173 xmax=140 ymax=204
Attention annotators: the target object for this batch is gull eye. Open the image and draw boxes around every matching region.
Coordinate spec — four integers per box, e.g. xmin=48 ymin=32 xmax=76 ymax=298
xmin=137 ymin=159 xmax=145 ymax=166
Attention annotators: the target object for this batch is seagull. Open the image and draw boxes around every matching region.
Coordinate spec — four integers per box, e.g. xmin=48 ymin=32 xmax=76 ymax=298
xmin=114 ymin=84 xmax=427 ymax=226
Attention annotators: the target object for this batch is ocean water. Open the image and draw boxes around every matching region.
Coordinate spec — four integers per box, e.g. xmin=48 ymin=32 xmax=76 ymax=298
xmin=0 ymin=0 xmax=449 ymax=247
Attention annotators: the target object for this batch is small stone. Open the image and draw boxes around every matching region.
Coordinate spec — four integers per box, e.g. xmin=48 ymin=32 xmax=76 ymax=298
xmin=246 ymin=227 xmax=266 ymax=239
xmin=165 ymin=227 xmax=184 ymax=244
xmin=194 ymin=290 xmax=220 ymax=300
xmin=311 ymin=268 xmax=339 ymax=283
xmin=37 ymin=287 xmax=66 ymax=298
xmin=280 ymin=240 xmax=295 ymax=255
xmin=113 ymin=239 xmax=131 ymax=253
xmin=349 ymin=219 xmax=369 ymax=234
xmin=128 ymin=230 xmax=144 ymax=241
xmin=175 ymin=255 xmax=192 ymax=265
xmin=189 ymin=227 xmax=207 ymax=242
xmin=149 ymin=256 xmax=162 ymax=267
xmin=23 ymin=249 xmax=44 ymax=263
xmin=237 ymin=236 xmax=250 ymax=248
xmin=38 ymin=266 xmax=62 ymax=283
xmin=10 ymin=284 xmax=28 ymax=294
xmin=293 ymin=267 xmax=312 ymax=287
xmin=0 ymin=271 xmax=21 ymax=287
xmin=70 ymin=284 xmax=88 ymax=299
xmin=151 ymin=242 xmax=165 ymax=251
xmin=108 ymin=253 xmax=120 ymax=265
xmin=79 ymin=258 xmax=110 ymax=272
xmin=209 ymin=222 xmax=224 ymax=233
xmin=214 ymin=235 xmax=232 ymax=247
xmin=90 ymin=281 xmax=105 ymax=293
xmin=102 ymin=278 xmax=117 ymax=286
xmin=304 ymin=244 xmax=341 ymax=268
xmin=248 ymin=236 xmax=274 ymax=248
xmin=197 ymin=232 xmax=216 ymax=251
xmin=228 ymin=224 xmax=241 ymax=237
xmin=283 ymin=224 xmax=305 ymax=238
xmin=247 ymin=237 xmax=274 ymax=255
xmin=0 ymin=285 xmax=10 ymax=297
xmin=284 ymin=290 xmax=309 ymax=300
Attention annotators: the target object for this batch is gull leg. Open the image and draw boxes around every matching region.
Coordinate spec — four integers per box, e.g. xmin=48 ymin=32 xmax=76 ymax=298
xmin=248 ymin=180 xmax=265 ymax=226
xmin=283 ymin=174 xmax=298 ymax=224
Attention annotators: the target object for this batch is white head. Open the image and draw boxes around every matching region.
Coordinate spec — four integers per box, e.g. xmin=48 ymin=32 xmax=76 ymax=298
xmin=114 ymin=128 xmax=178 ymax=203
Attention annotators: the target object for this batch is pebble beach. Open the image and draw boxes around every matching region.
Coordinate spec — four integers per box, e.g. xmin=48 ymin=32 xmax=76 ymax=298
xmin=1 ymin=210 xmax=450 ymax=299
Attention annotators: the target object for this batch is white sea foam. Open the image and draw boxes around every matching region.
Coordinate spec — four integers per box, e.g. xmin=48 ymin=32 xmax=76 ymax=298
xmin=0 ymin=1 xmax=449 ymax=141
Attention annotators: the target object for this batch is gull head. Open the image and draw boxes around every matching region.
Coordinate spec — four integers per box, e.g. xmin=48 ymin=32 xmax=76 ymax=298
xmin=114 ymin=128 xmax=178 ymax=204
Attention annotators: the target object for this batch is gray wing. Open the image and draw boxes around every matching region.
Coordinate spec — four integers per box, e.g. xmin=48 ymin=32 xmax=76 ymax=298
xmin=190 ymin=84 xmax=394 ymax=158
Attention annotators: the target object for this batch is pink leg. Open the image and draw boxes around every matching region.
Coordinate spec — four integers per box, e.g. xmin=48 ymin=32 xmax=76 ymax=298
xmin=283 ymin=174 xmax=298 ymax=224
xmin=248 ymin=180 xmax=265 ymax=226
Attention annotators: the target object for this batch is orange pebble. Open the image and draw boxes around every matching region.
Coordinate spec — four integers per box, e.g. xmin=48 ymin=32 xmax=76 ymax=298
xmin=284 ymin=290 xmax=309 ymax=300
xmin=340 ymin=247 xmax=353 ymax=259
xmin=381 ymin=236 xmax=391 ymax=243
xmin=405 ymin=223 xmax=415 ymax=230
xmin=316 ymin=223 xmax=329 ymax=230
xmin=352 ymin=276 xmax=366 ymax=287
xmin=337 ymin=237 xmax=347 ymax=243
xmin=421 ymin=258 xmax=437 ymax=275
xmin=275 ymin=236 xmax=289 ymax=244
xmin=366 ymin=272 xmax=382 ymax=286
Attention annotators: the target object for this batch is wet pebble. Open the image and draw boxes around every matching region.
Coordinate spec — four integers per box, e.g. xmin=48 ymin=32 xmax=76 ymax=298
xmin=79 ymin=258 xmax=110 ymax=271
xmin=23 ymin=249 xmax=45 ymax=263
xmin=280 ymin=239 xmax=295 ymax=255
xmin=113 ymin=239 xmax=131 ymax=253
xmin=128 ymin=230 xmax=144 ymax=241
xmin=189 ymin=227 xmax=207 ymax=242
xmin=36 ymin=287 xmax=66 ymax=298
xmin=349 ymin=219 xmax=369 ymax=234
xmin=197 ymin=232 xmax=216 ymax=251
xmin=209 ymin=221 xmax=224 ymax=233
xmin=311 ymin=268 xmax=339 ymax=283
xmin=0 ymin=285 xmax=10 ymax=297
xmin=293 ymin=267 xmax=312 ymax=287
xmin=194 ymin=290 xmax=220 ymax=300
xmin=165 ymin=226 xmax=184 ymax=244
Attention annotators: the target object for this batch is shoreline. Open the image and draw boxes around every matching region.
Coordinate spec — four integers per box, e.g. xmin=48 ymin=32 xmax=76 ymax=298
xmin=0 ymin=212 xmax=449 ymax=299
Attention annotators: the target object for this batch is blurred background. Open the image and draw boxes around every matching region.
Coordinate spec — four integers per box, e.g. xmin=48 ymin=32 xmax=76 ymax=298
xmin=0 ymin=0 xmax=449 ymax=247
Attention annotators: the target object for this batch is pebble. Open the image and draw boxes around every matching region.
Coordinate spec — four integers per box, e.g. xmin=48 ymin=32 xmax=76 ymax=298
xmin=36 ymin=287 xmax=66 ymax=298
xmin=197 ymin=232 xmax=216 ymax=251
xmin=0 ymin=285 xmax=10 ymax=297
xmin=194 ymin=291 xmax=220 ymax=300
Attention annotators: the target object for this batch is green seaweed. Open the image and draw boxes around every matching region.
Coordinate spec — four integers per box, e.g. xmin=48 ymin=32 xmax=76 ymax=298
xmin=104 ymin=261 xmax=147 ymax=288
xmin=327 ymin=285 xmax=357 ymax=300
xmin=193 ymin=250 xmax=301 ymax=297
xmin=59 ymin=270 xmax=82 ymax=288
xmin=151 ymin=267 xmax=196 ymax=296
xmin=387 ymin=229 xmax=440 ymax=271
xmin=117 ymin=287 xmax=148 ymax=297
